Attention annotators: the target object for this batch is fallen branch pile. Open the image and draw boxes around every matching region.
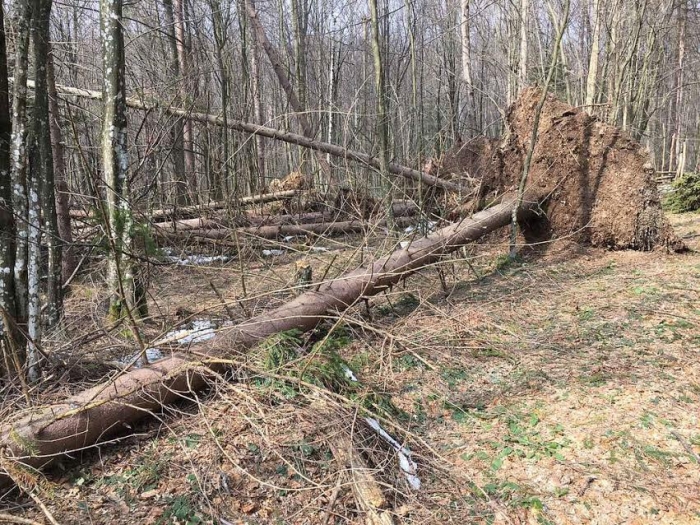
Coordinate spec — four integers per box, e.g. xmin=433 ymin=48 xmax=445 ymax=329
xmin=0 ymin=193 xmax=543 ymax=489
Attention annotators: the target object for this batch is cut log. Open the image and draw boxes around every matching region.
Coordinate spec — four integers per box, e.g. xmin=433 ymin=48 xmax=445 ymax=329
xmin=0 ymin=193 xmax=543 ymax=488
xmin=19 ymin=79 xmax=465 ymax=193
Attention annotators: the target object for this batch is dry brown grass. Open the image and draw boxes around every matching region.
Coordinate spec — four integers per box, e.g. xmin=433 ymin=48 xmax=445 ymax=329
xmin=1 ymin=211 xmax=698 ymax=524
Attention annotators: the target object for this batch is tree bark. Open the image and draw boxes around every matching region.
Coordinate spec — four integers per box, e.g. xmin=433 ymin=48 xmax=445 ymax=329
xmin=244 ymin=0 xmax=332 ymax=184
xmin=152 ymin=201 xmax=419 ymax=232
xmin=0 ymin=193 xmax=543 ymax=487
xmin=369 ymin=0 xmax=393 ymax=228
xmin=149 ymin=189 xmax=301 ymax=220
xmin=172 ymin=0 xmax=196 ymax=193
xmin=32 ymin=0 xmax=62 ymax=327
xmin=9 ymin=0 xmax=32 ymax=329
xmin=584 ymin=0 xmax=601 ymax=109
xmin=460 ymin=0 xmax=476 ymax=136
xmin=47 ymin=46 xmax=77 ymax=284
xmin=162 ymin=216 xmax=413 ymax=240
xmin=100 ymin=0 xmax=135 ymax=319
xmin=161 ymin=0 xmax=189 ymax=206
xmin=24 ymin=81 xmax=466 ymax=193
xmin=0 ymin=0 xmax=17 ymax=366
xmin=518 ymin=0 xmax=529 ymax=91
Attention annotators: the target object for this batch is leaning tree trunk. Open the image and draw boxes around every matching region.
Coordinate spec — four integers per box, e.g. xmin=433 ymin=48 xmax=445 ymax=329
xmin=244 ymin=0 xmax=333 ymax=185
xmin=28 ymin=80 xmax=465 ymax=194
xmin=0 ymin=193 xmax=543 ymax=487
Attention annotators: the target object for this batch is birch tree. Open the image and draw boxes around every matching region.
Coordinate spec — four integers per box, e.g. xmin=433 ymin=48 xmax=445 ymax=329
xmin=100 ymin=0 xmax=135 ymax=319
xmin=9 ymin=0 xmax=31 ymax=328
xmin=518 ymin=0 xmax=529 ymax=92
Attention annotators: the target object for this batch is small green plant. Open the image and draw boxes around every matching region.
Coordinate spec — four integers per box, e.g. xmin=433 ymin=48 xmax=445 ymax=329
xmin=441 ymin=367 xmax=469 ymax=388
xmin=664 ymin=172 xmax=700 ymax=213
xmin=159 ymin=495 xmax=203 ymax=525
xmin=252 ymin=327 xmax=401 ymax=419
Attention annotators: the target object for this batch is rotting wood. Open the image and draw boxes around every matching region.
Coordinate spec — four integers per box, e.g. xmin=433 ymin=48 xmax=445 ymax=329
xmin=18 ymin=79 xmax=465 ymax=193
xmin=329 ymin=434 xmax=394 ymax=525
xmin=0 ymin=193 xmax=543 ymax=489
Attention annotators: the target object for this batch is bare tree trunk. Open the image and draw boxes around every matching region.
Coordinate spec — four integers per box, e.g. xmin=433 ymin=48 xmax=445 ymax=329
xmin=47 ymin=47 xmax=77 ymax=284
xmin=163 ymin=216 xmax=413 ymax=240
xmin=37 ymin=81 xmax=466 ymax=193
xmin=209 ymin=0 xmax=229 ymax=201
xmin=173 ymin=0 xmax=196 ymax=195
xmin=585 ymin=0 xmax=601 ymax=109
xmin=32 ymin=0 xmax=62 ymax=327
xmin=162 ymin=0 xmax=189 ymax=206
xmin=518 ymin=0 xmax=529 ymax=92
xmin=460 ymin=0 xmax=475 ymax=136
xmin=0 ymin=0 xmax=17 ymax=370
xmin=100 ymin=0 xmax=135 ymax=320
xmin=369 ymin=0 xmax=394 ymax=228
xmin=9 ymin=0 xmax=32 ymax=329
xmin=250 ymin=29 xmax=266 ymax=190
xmin=673 ymin=0 xmax=686 ymax=177
xmin=0 ymin=193 xmax=543 ymax=488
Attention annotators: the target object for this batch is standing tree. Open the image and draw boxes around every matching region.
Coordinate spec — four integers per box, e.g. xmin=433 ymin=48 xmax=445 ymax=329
xmin=369 ymin=0 xmax=393 ymax=228
xmin=9 ymin=0 xmax=31 ymax=330
xmin=100 ymin=0 xmax=136 ymax=320
xmin=32 ymin=0 xmax=62 ymax=328
xmin=0 ymin=0 xmax=16 ymax=373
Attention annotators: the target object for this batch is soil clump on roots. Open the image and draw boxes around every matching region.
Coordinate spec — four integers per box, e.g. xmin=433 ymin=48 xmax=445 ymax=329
xmin=443 ymin=88 xmax=684 ymax=251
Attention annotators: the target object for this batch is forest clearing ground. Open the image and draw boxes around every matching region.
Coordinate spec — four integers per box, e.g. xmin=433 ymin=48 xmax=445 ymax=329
xmin=3 ymin=212 xmax=699 ymax=524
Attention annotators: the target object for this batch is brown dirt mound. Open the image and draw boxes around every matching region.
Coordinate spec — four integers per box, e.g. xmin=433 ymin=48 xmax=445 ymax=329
xmin=436 ymin=135 xmax=499 ymax=182
xmin=458 ymin=88 xmax=684 ymax=251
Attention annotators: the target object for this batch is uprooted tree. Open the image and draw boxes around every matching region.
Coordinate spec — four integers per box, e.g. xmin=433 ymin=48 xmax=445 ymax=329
xmin=0 ymin=89 xmax=684 ymax=489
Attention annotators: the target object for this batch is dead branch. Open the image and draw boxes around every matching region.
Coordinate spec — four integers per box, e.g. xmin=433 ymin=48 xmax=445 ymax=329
xmin=0 ymin=193 xmax=543 ymax=488
xmin=19 ymin=79 xmax=465 ymax=193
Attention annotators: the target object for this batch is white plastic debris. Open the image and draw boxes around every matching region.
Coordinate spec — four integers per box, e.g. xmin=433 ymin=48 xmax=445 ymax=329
xmin=119 ymin=347 xmax=164 ymax=368
xmin=365 ymin=417 xmax=421 ymax=490
xmin=165 ymin=254 xmax=230 ymax=266
xmin=309 ymin=246 xmax=330 ymax=253
xmin=164 ymin=319 xmax=217 ymax=344
xmin=399 ymin=241 xmax=410 ymax=249
xmin=341 ymin=364 xmax=358 ymax=382
xmin=404 ymin=221 xmax=437 ymax=235
xmin=262 ymin=249 xmax=285 ymax=257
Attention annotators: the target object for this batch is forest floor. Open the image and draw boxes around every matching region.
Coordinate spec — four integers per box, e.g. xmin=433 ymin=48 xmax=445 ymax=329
xmin=2 ymin=211 xmax=699 ymax=525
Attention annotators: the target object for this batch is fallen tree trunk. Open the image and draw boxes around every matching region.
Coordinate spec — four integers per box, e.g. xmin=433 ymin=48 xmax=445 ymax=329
xmin=178 ymin=217 xmax=412 ymax=240
xmin=148 ymin=190 xmax=301 ymax=221
xmin=21 ymin=79 xmax=464 ymax=193
xmin=68 ymin=190 xmax=301 ymax=222
xmin=152 ymin=201 xmax=420 ymax=233
xmin=0 ymin=193 xmax=543 ymax=488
